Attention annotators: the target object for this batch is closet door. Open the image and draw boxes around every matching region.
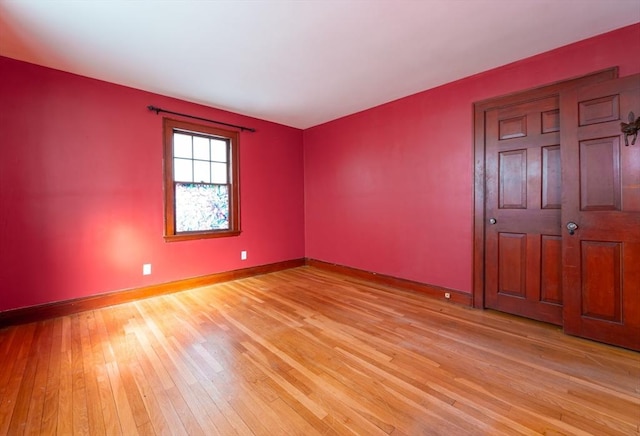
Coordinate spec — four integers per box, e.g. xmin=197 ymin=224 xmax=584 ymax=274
xmin=560 ymin=74 xmax=640 ymax=351
xmin=484 ymin=96 xmax=563 ymax=325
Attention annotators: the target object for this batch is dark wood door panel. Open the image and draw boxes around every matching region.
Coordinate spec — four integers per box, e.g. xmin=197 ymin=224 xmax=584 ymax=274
xmin=497 ymin=232 xmax=527 ymax=297
xmin=487 ymin=232 xmax=562 ymax=324
xmin=579 ymin=136 xmax=621 ymax=211
xmin=499 ymin=149 xmax=528 ymax=209
xmin=540 ymin=235 xmax=563 ymax=305
xmin=485 ymin=95 xmax=563 ymax=325
xmin=578 ymin=94 xmax=620 ymax=125
xmin=499 ymin=115 xmax=528 ymax=139
xmin=561 ymin=73 xmax=640 ymax=351
xmin=541 ymin=109 xmax=560 ymax=133
xmin=580 ymin=240 xmax=622 ymax=323
xmin=541 ymin=145 xmax=562 ymax=209
xmin=574 ymin=241 xmax=640 ymax=348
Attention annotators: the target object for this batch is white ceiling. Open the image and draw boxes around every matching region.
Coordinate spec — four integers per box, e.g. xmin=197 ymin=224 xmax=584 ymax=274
xmin=1 ymin=1 xmax=638 ymax=129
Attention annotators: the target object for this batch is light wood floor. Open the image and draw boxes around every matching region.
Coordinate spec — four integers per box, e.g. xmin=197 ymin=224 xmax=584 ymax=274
xmin=1 ymin=266 xmax=638 ymax=435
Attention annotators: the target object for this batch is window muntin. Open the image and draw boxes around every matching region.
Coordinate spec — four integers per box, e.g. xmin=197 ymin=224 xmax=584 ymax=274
xmin=163 ymin=118 xmax=240 ymax=241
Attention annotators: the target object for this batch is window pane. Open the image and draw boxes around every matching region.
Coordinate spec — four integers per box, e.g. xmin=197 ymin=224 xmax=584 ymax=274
xmin=211 ymin=139 xmax=227 ymax=162
xmin=173 ymin=158 xmax=193 ymax=182
xmin=193 ymin=160 xmax=210 ymax=183
xmin=174 ymin=133 xmax=192 ymax=158
xmin=175 ymin=183 xmax=229 ymax=232
xmin=193 ymin=136 xmax=210 ymax=160
xmin=211 ymin=162 xmax=227 ymax=184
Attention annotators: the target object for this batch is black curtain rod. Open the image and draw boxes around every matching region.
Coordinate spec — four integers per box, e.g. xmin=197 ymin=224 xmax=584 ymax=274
xmin=147 ymin=105 xmax=256 ymax=132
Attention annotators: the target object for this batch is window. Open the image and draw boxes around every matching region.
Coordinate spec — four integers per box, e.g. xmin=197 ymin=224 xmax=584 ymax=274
xmin=163 ymin=118 xmax=240 ymax=241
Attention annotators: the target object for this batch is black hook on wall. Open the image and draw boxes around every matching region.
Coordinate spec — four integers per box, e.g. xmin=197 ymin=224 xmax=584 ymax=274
xmin=621 ymin=111 xmax=640 ymax=146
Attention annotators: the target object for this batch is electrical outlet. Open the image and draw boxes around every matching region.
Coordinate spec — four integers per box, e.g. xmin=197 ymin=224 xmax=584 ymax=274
xmin=444 ymin=292 xmax=451 ymax=299
xmin=241 ymin=251 xmax=247 ymax=260
xmin=143 ymin=264 xmax=152 ymax=275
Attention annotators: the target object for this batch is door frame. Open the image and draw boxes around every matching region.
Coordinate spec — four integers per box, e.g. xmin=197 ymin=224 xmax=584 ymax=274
xmin=472 ymin=68 xmax=618 ymax=310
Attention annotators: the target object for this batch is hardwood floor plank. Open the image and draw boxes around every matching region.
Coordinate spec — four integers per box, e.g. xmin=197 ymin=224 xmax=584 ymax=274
xmin=24 ymin=319 xmax=54 ymax=435
xmin=168 ymin=335 xmax=254 ymax=435
xmin=56 ymin=317 xmax=73 ymax=435
xmin=8 ymin=323 xmax=45 ymax=434
xmin=70 ymin=315 xmax=90 ymax=435
xmin=1 ymin=266 xmax=639 ymax=435
xmin=134 ymin=301 xmax=224 ymax=434
xmin=40 ymin=317 xmax=63 ymax=435
xmin=241 ymin=341 xmax=328 ymax=420
xmin=0 ymin=323 xmax=35 ymax=434
xmin=127 ymin=356 xmax=173 ymax=436
xmin=105 ymin=360 xmax=139 ymax=435
xmin=0 ymin=326 xmax=19 ymax=403
xmin=102 ymin=304 xmax=144 ymax=435
xmin=77 ymin=313 xmax=106 ymax=435
xmin=91 ymin=310 xmax=124 ymax=436
xmin=128 ymin=327 xmax=189 ymax=436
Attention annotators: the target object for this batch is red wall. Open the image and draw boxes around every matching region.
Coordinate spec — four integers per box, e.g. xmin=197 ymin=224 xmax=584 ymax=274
xmin=2 ymin=24 xmax=639 ymax=312
xmin=0 ymin=56 xmax=305 ymax=311
xmin=303 ymin=24 xmax=640 ymax=294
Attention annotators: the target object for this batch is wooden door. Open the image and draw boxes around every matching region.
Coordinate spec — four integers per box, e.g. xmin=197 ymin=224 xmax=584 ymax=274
xmin=484 ymin=96 xmax=563 ymax=325
xmin=560 ymin=74 xmax=640 ymax=351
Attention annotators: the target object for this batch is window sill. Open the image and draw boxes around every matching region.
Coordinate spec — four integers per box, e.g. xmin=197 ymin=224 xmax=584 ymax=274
xmin=164 ymin=230 xmax=241 ymax=242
